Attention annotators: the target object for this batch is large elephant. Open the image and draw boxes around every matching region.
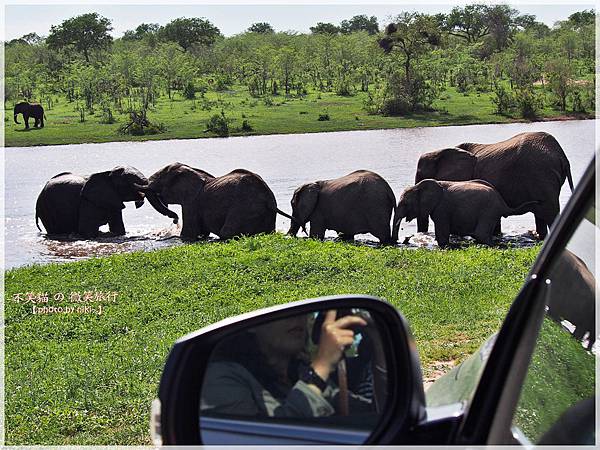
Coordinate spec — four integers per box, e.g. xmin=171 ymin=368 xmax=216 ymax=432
xmin=144 ymin=162 xmax=296 ymax=241
xmin=287 ymin=170 xmax=396 ymax=244
xmin=393 ymin=179 xmax=537 ymax=248
xmin=14 ymin=101 xmax=45 ymax=129
xmin=414 ymin=131 xmax=574 ymax=239
xmin=547 ymin=249 xmax=596 ymax=350
xmin=35 ymin=166 xmax=147 ymax=238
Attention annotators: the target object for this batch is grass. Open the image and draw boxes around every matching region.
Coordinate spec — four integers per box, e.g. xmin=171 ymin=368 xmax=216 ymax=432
xmin=5 ymin=234 xmax=540 ymax=444
xmin=5 ymin=85 xmax=592 ymax=147
xmin=514 ymin=318 xmax=595 ymax=442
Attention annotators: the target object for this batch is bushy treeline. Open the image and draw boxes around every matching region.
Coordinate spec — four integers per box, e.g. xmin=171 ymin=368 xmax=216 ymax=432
xmin=5 ymin=6 xmax=595 ymax=125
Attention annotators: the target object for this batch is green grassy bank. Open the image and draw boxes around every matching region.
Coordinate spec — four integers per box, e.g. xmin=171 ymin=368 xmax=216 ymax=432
xmin=5 ymin=235 xmax=539 ymax=444
xmin=5 ymin=85 xmax=590 ymax=147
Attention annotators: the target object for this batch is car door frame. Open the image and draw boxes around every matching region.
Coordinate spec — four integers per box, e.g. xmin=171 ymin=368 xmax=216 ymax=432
xmin=453 ymin=156 xmax=596 ymax=445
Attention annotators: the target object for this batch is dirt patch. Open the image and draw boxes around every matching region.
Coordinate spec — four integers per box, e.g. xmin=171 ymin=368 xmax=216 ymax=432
xmin=423 ymin=360 xmax=457 ymax=390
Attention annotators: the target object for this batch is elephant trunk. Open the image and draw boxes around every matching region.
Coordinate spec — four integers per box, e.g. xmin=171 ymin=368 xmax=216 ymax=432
xmin=287 ymin=221 xmax=301 ymax=236
xmin=14 ymin=113 xmax=20 ymax=124
xmin=145 ymin=190 xmax=179 ymax=224
xmin=392 ymin=205 xmax=405 ymax=242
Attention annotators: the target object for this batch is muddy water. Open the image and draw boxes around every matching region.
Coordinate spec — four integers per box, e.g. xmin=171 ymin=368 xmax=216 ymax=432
xmin=4 ymin=120 xmax=596 ymax=269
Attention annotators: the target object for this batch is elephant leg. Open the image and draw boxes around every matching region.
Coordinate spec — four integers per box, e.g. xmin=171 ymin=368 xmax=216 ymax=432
xmin=473 ymin=220 xmax=495 ymax=246
xmin=535 ymin=215 xmax=548 ymax=240
xmin=25 ymin=116 xmax=30 ymax=129
xmin=180 ymin=204 xmax=200 ymax=241
xmin=417 ymin=214 xmax=429 ymax=233
xmin=369 ymin=217 xmax=392 ymax=245
xmin=573 ymin=325 xmax=586 ymax=341
xmin=108 ymin=213 xmax=126 ymax=236
xmin=34 ymin=118 xmax=40 ymax=128
xmin=308 ymin=218 xmax=326 ymax=240
xmin=337 ymin=232 xmax=354 ymax=242
xmin=40 ymin=117 xmax=44 ymax=128
xmin=434 ymin=220 xmax=450 ymax=248
xmin=494 ymin=220 xmax=502 ymax=236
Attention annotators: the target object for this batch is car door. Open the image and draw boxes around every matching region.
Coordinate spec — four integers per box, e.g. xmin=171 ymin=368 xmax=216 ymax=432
xmin=453 ymin=156 xmax=596 ymax=446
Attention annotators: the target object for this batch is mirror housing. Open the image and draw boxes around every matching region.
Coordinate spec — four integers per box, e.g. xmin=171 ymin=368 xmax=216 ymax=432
xmin=156 ymin=295 xmax=426 ymax=445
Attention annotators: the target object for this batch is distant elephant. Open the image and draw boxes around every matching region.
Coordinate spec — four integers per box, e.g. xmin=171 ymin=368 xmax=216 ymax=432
xmin=547 ymin=249 xmax=596 ymax=350
xmin=393 ymin=179 xmax=537 ymax=248
xmin=287 ymin=170 xmax=396 ymax=244
xmin=35 ymin=166 xmax=148 ymax=238
xmin=414 ymin=132 xmax=574 ymax=239
xmin=144 ymin=162 xmax=296 ymax=241
xmin=14 ymin=101 xmax=46 ymax=129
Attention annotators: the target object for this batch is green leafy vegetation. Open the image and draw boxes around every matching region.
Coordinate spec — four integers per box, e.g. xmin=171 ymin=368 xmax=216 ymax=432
xmin=5 ymin=7 xmax=595 ymax=147
xmin=5 ymin=234 xmax=539 ymax=444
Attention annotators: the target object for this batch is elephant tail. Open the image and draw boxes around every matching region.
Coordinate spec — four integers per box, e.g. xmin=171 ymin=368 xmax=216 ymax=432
xmin=566 ymin=164 xmax=574 ymax=192
xmin=44 ymin=113 xmax=47 ymax=120
xmin=505 ymin=201 xmax=539 ymax=218
xmin=35 ymin=213 xmax=42 ymax=232
xmin=391 ymin=205 xmax=404 ymax=242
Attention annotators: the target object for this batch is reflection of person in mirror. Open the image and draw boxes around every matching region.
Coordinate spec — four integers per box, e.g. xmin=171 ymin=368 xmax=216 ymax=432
xmin=200 ymin=310 xmax=378 ymax=418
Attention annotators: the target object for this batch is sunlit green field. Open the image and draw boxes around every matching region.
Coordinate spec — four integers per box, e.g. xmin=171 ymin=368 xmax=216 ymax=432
xmin=5 ymin=234 xmax=540 ymax=444
xmin=5 ymin=85 xmax=586 ymax=147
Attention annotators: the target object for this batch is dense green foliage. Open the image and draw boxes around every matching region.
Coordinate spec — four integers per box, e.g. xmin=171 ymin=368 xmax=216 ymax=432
xmin=5 ymin=234 xmax=539 ymax=444
xmin=5 ymin=7 xmax=595 ymax=145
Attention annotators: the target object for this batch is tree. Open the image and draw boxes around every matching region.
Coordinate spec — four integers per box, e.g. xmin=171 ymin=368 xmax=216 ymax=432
xmin=160 ymin=17 xmax=221 ymax=51
xmin=444 ymin=4 xmax=490 ymax=43
xmin=340 ymin=15 xmax=379 ymax=35
xmin=566 ymin=9 xmax=595 ymax=29
xmin=247 ymin=22 xmax=275 ymax=34
xmin=47 ymin=13 xmax=113 ymax=62
xmin=379 ymin=13 xmax=440 ymax=86
xmin=122 ymin=23 xmax=160 ymax=41
xmin=546 ymin=57 xmax=572 ymax=111
xmin=310 ymin=22 xmax=340 ymax=35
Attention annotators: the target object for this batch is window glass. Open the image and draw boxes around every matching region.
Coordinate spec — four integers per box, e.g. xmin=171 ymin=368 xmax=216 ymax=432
xmin=513 ymin=200 xmax=596 ymax=444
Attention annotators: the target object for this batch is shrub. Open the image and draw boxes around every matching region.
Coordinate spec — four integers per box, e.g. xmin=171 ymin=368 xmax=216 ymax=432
xmin=183 ymin=81 xmax=196 ymax=100
xmin=241 ymin=119 xmax=253 ymax=132
xmin=515 ymin=87 xmax=542 ymax=119
xmin=263 ymin=96 xmax=274 ymax=107
xmin=205 ymin=110 xmax=231 ymax=137
xmin=99 ymin=106 xmax=116 ymax=124
xmin=318 ymin=113 xmax=330 ymax=121
xmin=492 ymin=84 xmax=515 ymax=116
xmin=118 ymin=110 xmax=166 ymax=135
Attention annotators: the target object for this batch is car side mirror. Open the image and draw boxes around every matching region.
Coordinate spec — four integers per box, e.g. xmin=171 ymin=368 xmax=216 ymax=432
xmin=153 ymin=295 xmax=426 ymax=445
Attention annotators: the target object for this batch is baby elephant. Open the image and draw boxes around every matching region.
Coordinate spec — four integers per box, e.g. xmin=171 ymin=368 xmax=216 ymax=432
xmin=288 ymin=170 xmax=396 ymax=244
xmin=393 ymin=179 xmax=537 ymax=248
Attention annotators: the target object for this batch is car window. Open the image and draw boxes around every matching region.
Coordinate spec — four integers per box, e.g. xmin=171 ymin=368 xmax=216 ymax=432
xmin=512 ymin=198 xmax=596 ymax=444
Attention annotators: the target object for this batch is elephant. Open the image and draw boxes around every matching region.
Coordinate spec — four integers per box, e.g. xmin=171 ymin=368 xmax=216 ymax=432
xmin=143 ymin=162 xmax=297 ymax=241
xmin=35 ymin=166 xmax=148 ymax=238
xmin=393 ymin=179 xmax=538 ymax=248
xmin=546 ymin=249 xmax=596 ymax=350
xmin=14 ymin=101 xmax=46 ymax=129
xmin=414 ymin=131 xmax=574 ymax=239
xmin=287 ymin=170 xmax=396 ymax=245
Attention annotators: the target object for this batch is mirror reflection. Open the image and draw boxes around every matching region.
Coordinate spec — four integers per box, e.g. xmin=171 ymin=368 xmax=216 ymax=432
xmin=200 ymin=308 xmax=388 ymax=436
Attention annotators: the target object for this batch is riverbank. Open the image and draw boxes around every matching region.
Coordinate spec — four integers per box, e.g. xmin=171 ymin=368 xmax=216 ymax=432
xmin=5 ymin=86 xmax=593 ymax=147
xmin=5 ymin=234 xmax=539 ymax=444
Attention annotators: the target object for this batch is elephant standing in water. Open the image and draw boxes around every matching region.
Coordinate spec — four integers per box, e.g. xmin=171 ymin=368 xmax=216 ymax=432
xmin=288 ymin=170 xmax=396 ymax=244
xmin=414 ymin=132 xmax=574 ymax=239
xmin=14 ymin=101 xmax=46 ymax=129
xmin=144 ymin=162 xmax=296 ymax=241
xmin=393 ymin=179 xmax=538 ymax=248
xmin=35 ymin=166 xmax=148 ymax=238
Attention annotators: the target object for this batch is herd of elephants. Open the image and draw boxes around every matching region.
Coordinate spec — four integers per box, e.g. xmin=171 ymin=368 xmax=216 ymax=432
xmin=34 ymin=129 xmax=596 ymax=350
xmin=36 ymin=131 xmax=573 ymax=247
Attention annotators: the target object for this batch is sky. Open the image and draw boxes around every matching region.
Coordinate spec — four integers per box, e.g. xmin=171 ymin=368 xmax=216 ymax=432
xmin=4 ymin=2 xmax=595 ymax=41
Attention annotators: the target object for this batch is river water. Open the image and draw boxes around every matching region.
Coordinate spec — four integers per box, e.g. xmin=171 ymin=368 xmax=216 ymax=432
xmin=4 ymin=120 xmax=596 ymax=269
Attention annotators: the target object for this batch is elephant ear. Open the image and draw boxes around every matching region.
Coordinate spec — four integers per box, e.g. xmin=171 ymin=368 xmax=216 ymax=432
xmin=81 ymin=171 xmax=124 ymax=211
xmin=433 ymin=148 xmax=476 ymax=181
xmin=295 ymin=182 xmax=320 ymax=223
xmin=417 ymin=179 xmax=443 ymax=216
xmin=161 ymin=164 xmax=207 ymax=204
